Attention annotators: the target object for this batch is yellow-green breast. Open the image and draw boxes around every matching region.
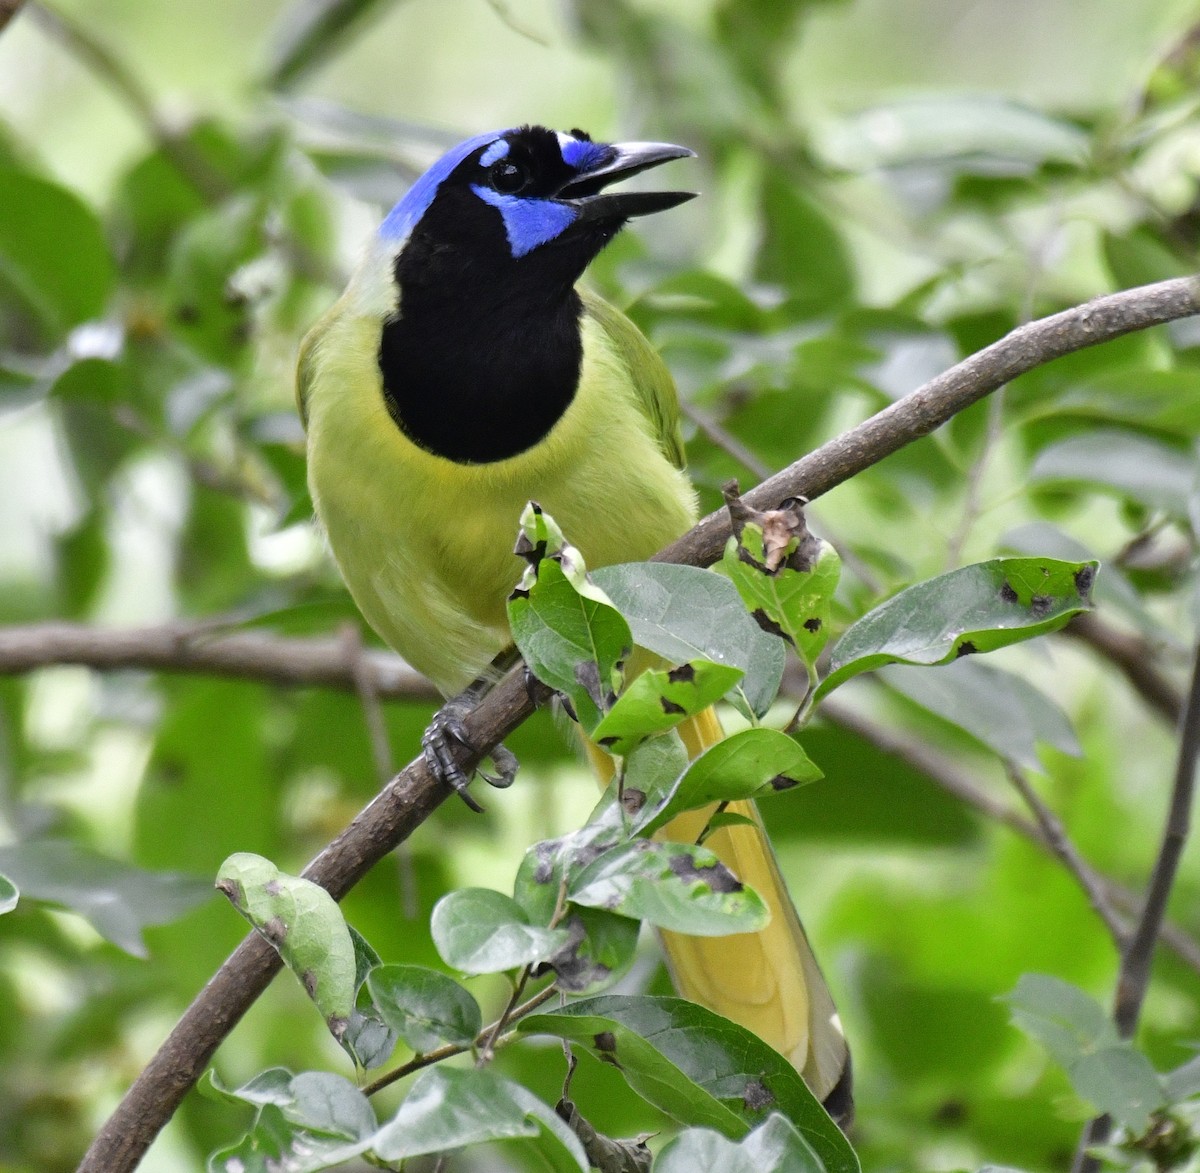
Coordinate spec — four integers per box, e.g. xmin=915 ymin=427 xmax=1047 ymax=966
xmin=301 ymin=292 xmax=697 ymax=695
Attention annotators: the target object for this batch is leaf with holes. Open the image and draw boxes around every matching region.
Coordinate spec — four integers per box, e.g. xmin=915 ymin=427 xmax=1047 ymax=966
xmin=814 ymin=557 xmax=1097 ymax=702
xmin=216 ymin=854 xmax=355 ymax=1040
xmin=569 ymin=840 xmax=769 ymax=936
xmin=632 ymin=728 xmax=823 ymax=837
xmin=508 ymin=504 xmax=632 ymax=732
xmin=719 ymin=526 xmax=841 ymax=669
xmin=590 ymin=660 xmax=744 ymax=756
xmin=520 ymin=996 xmax=857 ymax=1173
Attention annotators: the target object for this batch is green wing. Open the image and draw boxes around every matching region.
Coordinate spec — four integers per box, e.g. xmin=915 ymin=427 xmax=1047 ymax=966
xmin=295 ymin=297 xmax=343 ymax=430
xmin=581 ymin=287 xmax=687 ymax=470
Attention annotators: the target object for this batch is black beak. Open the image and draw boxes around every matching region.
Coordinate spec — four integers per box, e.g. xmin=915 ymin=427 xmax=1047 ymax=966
xmin=558 ymin=141 xmax=697 ymax=223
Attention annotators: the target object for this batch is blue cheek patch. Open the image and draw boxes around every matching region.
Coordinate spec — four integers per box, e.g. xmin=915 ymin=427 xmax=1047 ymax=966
xmin=471 ymin=185 xmax=578 ymax=258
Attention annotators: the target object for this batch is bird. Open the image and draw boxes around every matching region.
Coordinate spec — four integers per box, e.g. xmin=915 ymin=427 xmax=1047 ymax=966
xmin=297 ymin=124 xmax=851 ymax=1122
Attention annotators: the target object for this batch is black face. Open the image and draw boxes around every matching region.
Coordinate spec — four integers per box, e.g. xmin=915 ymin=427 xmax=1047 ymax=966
xmin=378 ymin=126 xmax=694 ymax=464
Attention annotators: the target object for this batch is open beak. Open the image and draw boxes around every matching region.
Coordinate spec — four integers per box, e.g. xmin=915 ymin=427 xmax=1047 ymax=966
xmin=558 ymin=141 xmax=697 ymax=222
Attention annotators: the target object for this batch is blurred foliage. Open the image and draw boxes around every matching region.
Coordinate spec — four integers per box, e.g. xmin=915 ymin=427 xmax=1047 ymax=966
xmin=1 ymin=0 xmax=1200 ymax=1170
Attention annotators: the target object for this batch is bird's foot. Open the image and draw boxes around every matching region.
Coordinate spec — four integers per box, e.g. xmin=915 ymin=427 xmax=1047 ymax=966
xmin=423 ymin=693 xmax=519 ymax=813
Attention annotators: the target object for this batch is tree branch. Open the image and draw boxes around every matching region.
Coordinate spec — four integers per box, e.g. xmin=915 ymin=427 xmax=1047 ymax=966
xmin=819 ymin=699 xmax=1200 ymax=977
xmin=77 ymin=276 xmax=1200 ymax=1172
xmin=1062 ymin=612 xmax=1184 ymax=726
xmin=1003 ymin=762 xmax=1127 ymax=948
xmin=0 ymin=620 xmax=435 ymax=700
xmin=1072 ymin=640 xmax=1200 ymax=1172
xmin=656 ymin=277 xmax=1200 ymax=569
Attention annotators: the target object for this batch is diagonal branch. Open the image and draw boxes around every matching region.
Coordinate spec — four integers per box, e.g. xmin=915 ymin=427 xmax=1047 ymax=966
xmin=819 ymin=700 xmax=1200 ymax=976
xmin=1003 ymin=762 xmax=1128 ymax=948
xmin=1072 ymin=640 xmax=1200 ymax=1172
xmin=656 ymin=277 xmax=1200 ymax=569
xmin=77 ymin=276 xmax=1200 ymax=1173
xmin=1062 ymin=612 xmax=1184 ymax=726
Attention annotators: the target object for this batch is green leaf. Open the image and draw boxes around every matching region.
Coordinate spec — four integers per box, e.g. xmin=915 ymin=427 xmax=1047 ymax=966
xmin=508 ymin=504 xmax=632 ymax=733
xmin=1003 ymin=975 xmax=1165 ymax=1132
xmin=822 ymin=95 xmax=1089 ymax=172
xmin=1104 ymin=226 xmax=1191 ymax=289
xmin=1164 ymin=1052 xmax=1200 ymax=1101
xmin=816 ymin=557 xmax=1098 ymax=700
xmin=204 ymin=1072 xmax=376 ymax=1173
xmin=569 ymin=840 xmax=770 ymax=936
xmin=719 ymin=528 xmax=841 ymax=669
xmin=757 ymin=167 xmax=855 ymax=317
xmin=1004 ymin=974 xmax=1117 ymax=1066
xmin=881 ymin=659 xmax=1081 ymax=771
xmin=0 ymin=873 xmax=18 ymax=915
xmin=208 ymin=1104 xmax=290 ymax=1173
xmin=703 ymin=812 xmax=760 ymax=835
xmin=1068 ymin=1046 xmax=1165 ymax=1134
xmin=283 ymin=1071 xmax=377 ymax=1140
xmin=216 ymin=853 xmax=356 ymax=1039
xmin=593 ymin=562 xmax=786 ymax=718
xmin=201 ymin=1066 xmax=296 ymax=1109
xmin=0 ymin=165 xmax=115 ymax=337
xmin=591 ymin=660 xmax=745 ymax=756
xmin=513 ymin=818 xmax=628 ymax=927
xmin=520 ymin=995 xmax=858 ymax=1172
xmin=547 ymin=906 xmax=642 ymax=994
xmin=633 ymin=728 xmax=823 ymax=837
xmin=365 ymin=964 xmax=482 ymax=1051
xmin=370 ymin=1067 xmax=587 ymax=1170
xmin=266 ymin=0 xmax=398 ymax=89
xmin=0 ymin=840 xmax=209 ymax=957
xmin=1030 ymin=430 xmax=1197 ymax=518
xmin=431 ymin=887 xmax=571 ymax=974
xmin=654 ymin=1113 xmax=827 ymax=1172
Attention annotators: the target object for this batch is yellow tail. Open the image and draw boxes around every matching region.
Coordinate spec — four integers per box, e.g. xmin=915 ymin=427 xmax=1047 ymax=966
xmin=585 ymin=707 xmax=851 ymax=1122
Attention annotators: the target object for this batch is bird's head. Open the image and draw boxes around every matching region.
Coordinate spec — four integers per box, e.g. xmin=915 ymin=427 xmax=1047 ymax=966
xmin=376 ymin=125 xmax=696 ymax=301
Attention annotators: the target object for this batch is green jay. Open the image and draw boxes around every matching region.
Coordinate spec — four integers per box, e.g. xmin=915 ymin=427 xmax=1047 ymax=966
xmin=298 ymin=124 xmax=851 ymax=1122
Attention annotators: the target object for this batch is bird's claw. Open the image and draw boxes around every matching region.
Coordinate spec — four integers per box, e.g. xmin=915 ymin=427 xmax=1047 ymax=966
xmin=422 ymin=697 xmax=519 ymax=812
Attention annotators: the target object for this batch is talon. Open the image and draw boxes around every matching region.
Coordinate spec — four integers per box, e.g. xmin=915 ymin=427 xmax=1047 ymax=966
xmin=422 ymin=712 xmax=485 ymax=812
xmin=485 ymin=744 xmax=519 ymax=790
xmin=422 ymin=690 xmax=520 ymax=810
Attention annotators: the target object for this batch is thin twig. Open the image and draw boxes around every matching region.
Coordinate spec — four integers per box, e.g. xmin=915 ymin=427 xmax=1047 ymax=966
xmin=945 ymin=388 xmax=1007 ymax=567
xmin=1072 ymin=640 xmax=1200 ymax=1173
xmin=679 ymin=399 xmax=774 ymax=482
xmin=1113 ymin=639 xmax=1200 ymax=1036
xmin=27 ymin=2 xmax=227 ymax=201
xmin=342 ymin=624 xmax=418 ymax=920
xmin=819 ymin=699 xmax=1200 ymax=977
xmin=477 ymin=967 xmax=533 ymax=1066
xmin=77 ymin=276 xmax=1200 ymax=1173
xmin=360 ymin=983 xmax=559 ymax=1097
xmin=28 ymin=2 xmax=339 ymax=286
xmin=1062 ymin=612 xmax=1184 ymax=726
xmin=1003 ymin=763 xmax=1127 ymax=947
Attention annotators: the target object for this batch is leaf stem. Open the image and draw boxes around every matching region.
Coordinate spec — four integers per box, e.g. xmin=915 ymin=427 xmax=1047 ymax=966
xmin=360 ymin=982 xmax=559 ymax=1097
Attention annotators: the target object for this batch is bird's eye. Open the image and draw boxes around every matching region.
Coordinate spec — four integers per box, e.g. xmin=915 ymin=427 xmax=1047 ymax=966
xmin=488 ymin=160 xmax=529 ymax=195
